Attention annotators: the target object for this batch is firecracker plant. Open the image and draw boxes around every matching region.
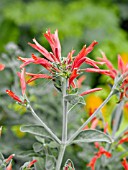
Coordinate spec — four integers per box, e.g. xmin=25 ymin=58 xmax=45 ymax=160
xmin=5 ymin=29 xmax=128 ymax=170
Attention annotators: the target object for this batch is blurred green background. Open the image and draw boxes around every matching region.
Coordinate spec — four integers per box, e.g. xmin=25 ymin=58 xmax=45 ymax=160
xmin=0 ymin=0 xmax=128 ymax=169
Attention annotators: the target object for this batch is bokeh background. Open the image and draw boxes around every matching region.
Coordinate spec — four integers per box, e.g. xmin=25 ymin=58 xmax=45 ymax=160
xmin=0 ymin=0 xmax=128 ymax=169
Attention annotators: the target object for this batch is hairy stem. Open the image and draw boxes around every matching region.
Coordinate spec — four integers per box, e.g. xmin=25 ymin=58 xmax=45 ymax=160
xmin=62 ymin=78 xmax=68 ymax=142
xmin=56 ymin=145 xmax=66 ymax=170
xmin=56 ymin=78 xmax=68 ymax=170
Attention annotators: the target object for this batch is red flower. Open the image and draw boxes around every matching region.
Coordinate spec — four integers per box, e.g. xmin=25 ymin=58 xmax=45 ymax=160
xmin=0 ymin=63 xmax=5 ymax=71
xmin=72 ymin=41 xmax=98 ymax=70
xmin=122 ymin=158 xmax=128 ymax=170
xmin=68 ymin=68 xmax=79 ymax=87
xmin=80 ymin=88 xmax=102 ymax=96
xmin=97 ymin=52 xmax=128 ymax=100
xmin=18 ymin=56 xmax=35 ymax=69
xmin=26 ymin=72 xmax=52 ymax=84
xmin=6 ymin=163 xmax=12 ymax=170
xmin=87 ymin=145 xmax=111 ymax=170
xmin=44 ymin=29 xmax=61 ymax=63
xmin=6 ymin=90 xmax=22 ymax=103
xmin=17 ymin=68 xmax=26 ymax=95
xmin=84 ymin=68 xmax=111 ymax=76
xmin=19 ymin=29 xmax=106 ymax=93
xmin=5 ymin=154 xmax=15 ymax=164
xmin=87 ymin=156 xmax=97 ymax=170
xmin=27 ymin=159 xmax=37 ymax=168
xmin=118 ymin=137 xmax=128 ymax=145
xmin=28 ymin=38 xmax=54 ymax=62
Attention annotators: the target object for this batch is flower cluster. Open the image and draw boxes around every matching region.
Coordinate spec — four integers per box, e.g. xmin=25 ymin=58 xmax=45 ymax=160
xmin=6 ymin=29 xmax=109 ymax=102
xmin=19 ymin=29 xmax=103 ymax=92
xmin=84 ymin=51 xmax=128 ymax=101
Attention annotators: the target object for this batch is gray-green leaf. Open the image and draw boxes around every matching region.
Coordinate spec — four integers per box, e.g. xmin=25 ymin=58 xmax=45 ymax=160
xmin=64 ymin=94 xmax=85 ymax=105
xmin=20 ymin=125 xmax=53 ymax=141
xmin=33 ymin=142 xmax=43 ymax=153
xmin=71 ymin=129 xmax=113 ymax=144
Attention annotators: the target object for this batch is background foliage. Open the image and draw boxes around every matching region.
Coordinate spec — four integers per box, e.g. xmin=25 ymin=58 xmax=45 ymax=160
xmin=0 ymin=0 xmax=128 ymax=169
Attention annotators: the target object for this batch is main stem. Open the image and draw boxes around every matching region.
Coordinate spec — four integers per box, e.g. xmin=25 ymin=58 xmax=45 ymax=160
xmin=62 ymin=78 xmax=68 ymax=142
xmin=56 ymin=78 xmax=68 ymax=170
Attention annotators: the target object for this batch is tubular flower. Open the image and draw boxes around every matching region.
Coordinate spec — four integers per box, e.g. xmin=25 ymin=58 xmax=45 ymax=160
xmin=6 ymin=163 xmax=12 ymax=170
xmin=122 ymin=158 xmax=128 ymax=170
xmin=6 ymin=90 xmax=22 ymax=103
xmin=0 ymin=63 xmax=5 ymax=71
xmin=87 ymin=144 xmax=111 ymax=170
xmin=27 ymin=159 xmax=37 ymax=168
xmin=118 ymin=137 xmax=128 ymax=145
xmin=17 ymin=68 xmax=26 ymax=96
xmin=5 ymin=154 xmax=15 ymax=164
xmin=80 ymin=88 xmax=102 ymax=96
xmin=19 ymin=29 xmax=105 ymax=94
xmin=96 ymin=52 xmax=128 ymax=100
xmin=26 ymin=72 xmax=52 ymax=84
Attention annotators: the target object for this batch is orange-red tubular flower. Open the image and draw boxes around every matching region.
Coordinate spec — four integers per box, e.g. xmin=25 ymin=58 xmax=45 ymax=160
xmin=26 ymin=72 xmax=52 ymax=84
xmin=87 ymin=146 xmax=111 ymax=170
xmin=28 ymin=38 xmax=54 ymax=62
xmin=31 ymin=54 xmax=52 ymax=71
xmin=80 ymin=88 xmax=102 ymax=96
xmin=87 ymin=156 xmax=97 ymax=170
xmin=72 ymin=41 xmax=98 ymax=70
xmin=6 ymin=163 xmax=12 ymax=170
xmin=18 ymin=56 xmax=35 ymax=69
xmin=84 ymin=68 xmax=111 ymax=76
xmin=118 ymin=137 xmax=128 ymax=145
xmin=68 ymin=68 xmax=79 ymax=87
xmin=27 ymin=160 xmax=37 ymax=168
xmin=5 ymin=154 xmax=15 ymax=164
xmin=44 ymin=29 xmax=61 ymax=63
xmin=6 ymin=90 xmax=22 ymax=103
xmin=0 ymin=63 xmax=5 ymax=71
xmin=122 ymin=158 xmax=128 ymax=170
xmin=17 ymin=68 xmax=26 ymax=96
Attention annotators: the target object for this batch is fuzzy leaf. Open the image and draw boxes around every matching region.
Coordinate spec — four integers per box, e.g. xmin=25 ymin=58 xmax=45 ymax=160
xmin=111 ymin=107 xmax=123 ymax=132
xmin=65 ymin=94 xmax=85 ymax=105
xmin=33 ymin=142 xmax=43 ymax=153
xmin=71 ymin=129 xmax=113 ymax=144
xmin=19 ymin=150 xmax=38 ymax=158
xmin=45 ymin=154 xmax=56 ymax=170
xmin=20 ymin=125 xmax=53 ymax=141
xmin=35 ymin=136 xmax=45 ymax=144
xmin=34 ymin=157 xmax=45 ymax=170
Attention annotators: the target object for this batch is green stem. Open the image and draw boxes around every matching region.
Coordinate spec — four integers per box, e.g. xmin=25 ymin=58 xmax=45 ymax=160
xmin=67 ymin=90 xmax=114 ymax=144
xmin=28 ymin=104 xmax=61 ymax=144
